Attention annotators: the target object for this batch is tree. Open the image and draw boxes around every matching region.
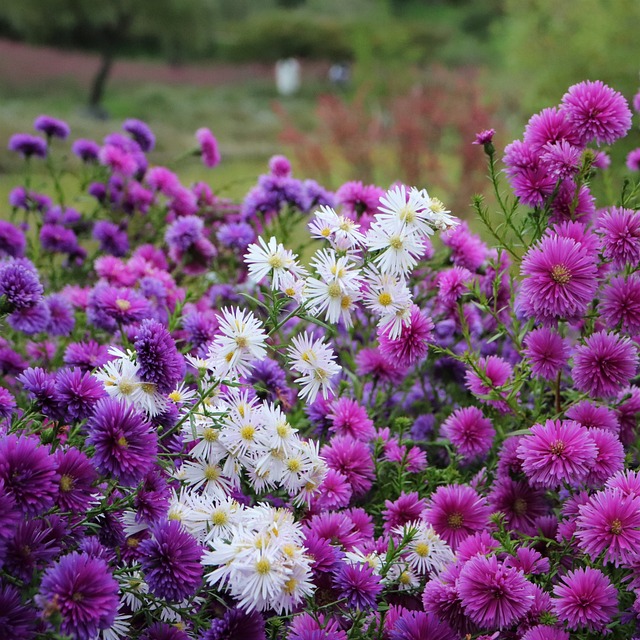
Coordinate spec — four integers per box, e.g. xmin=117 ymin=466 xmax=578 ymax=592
xmin=0 ymin=0 xmax=218 ymax=113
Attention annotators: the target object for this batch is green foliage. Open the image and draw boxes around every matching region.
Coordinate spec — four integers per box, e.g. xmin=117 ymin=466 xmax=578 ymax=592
xmin=498 ymin=0 xmax=640 ymax=111
xmin=0 ymin=0 xmax=218 ymax=59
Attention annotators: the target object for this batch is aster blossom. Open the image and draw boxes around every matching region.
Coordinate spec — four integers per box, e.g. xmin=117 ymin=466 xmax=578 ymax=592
xmin=244 ymin=236 xmax=305 ymax=290
xmin=517 ymin=419 xmax=597 ymax=488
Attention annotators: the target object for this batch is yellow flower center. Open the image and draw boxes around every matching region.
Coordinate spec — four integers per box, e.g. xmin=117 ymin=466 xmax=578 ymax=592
xmin=551 ymin=264 xmax=572 ymax=284
xmin=115 ymin=298 xmax=131 ymax=311
xmin=389 ymin=235 xmax=403 ymax=250
xmin=327 ymin=282 xmax=342 ymax=298
xmin=203 ymin=427 xmax=219 ymax=442
xmin=211 ymin=510 xmax=229 ymax=526
xmin=256 ymin=558 xmax=271 ymax=575
xmin=415 ymin=542 xmax=430 ymax=557
xmin=287 ymin=458 xmax=302 ymax=472
xmin=378 ymin=292 xmax=392 ymax=306
xmin=240 ymin=425 xmax=256 ymax=441
xmin=117 ymin=436 xmax=128 ymax=448
xmin=447 ymin=512 xmax=464 ymax=529
xmin=59 ymin=474 xmax=74 ymax=492
xmin=268 ymin=255 xmax=284 ymax=269
xmin=204 ymin=465 xmax=220 ymax=481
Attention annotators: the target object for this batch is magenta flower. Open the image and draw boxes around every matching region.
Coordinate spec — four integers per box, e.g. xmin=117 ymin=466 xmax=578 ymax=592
xmin=382 ymin=491 xmax=426 ymax=533
xmin=422 ymin=484 xmax=491 ymax=550
xmin=322 ymin=435 xmax=375 ymax=497
xmin=464 ymin=355 xmax=513 ymax=413
xmin=440 ymin=406 xmax=495 ymax=460
xmin=489 ymin=477 xmax=549 ymax=536
xmin=379 ymin=305 xmax=433 ymax=368
xmin=523 ymin=327 xmax=569 ymax=380
xmin=389 ymin=610 xmax=456 ymax=640
xmin=586 ymin=427 xmax=624 ymax=486
xmin=626 ymin=148 xmax=640 ymax=171
xmin=517 ymin=420 xmax=597 ymax=488
xmin=329 ymin=397 xmax=375 ymax=441
xmin=565 ymin=400 xmax=619 ymax=433
xmin=552 ymin=566 xmax=617 ymax=631
xmin=560 ymin=80 xmax=632 ymax=145
xmin=196 ymin=127 xmax=221 ymax=168
xmin=522 ymin=626 xmax=569 ymax=640
xmin=600 ymin=275 xmax=640 ymax=335
xmin=523 ymin=106 xmax=580 ymax=151
xmin=576 ymin=487 xmax=640 ymax=567
xmin=519 ymin=234 xmax=597 ymax=323
xmin=332 ymin=562 xmax=382 ymax=610
xmin=457 ymin=554 xmax=534 ymax=630
xmin=572 ymin=330 xmax=637 ymax=398
xmin=597 ymin=207 xmax=640 ymax=268
xmin=37 ymin=552 xmax=119 ymax=640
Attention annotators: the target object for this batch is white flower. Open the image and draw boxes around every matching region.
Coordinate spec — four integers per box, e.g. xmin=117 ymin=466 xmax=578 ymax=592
xmin=377 ymin=185 xmax=434 ymax=237
xmin=287 ymin=333 xmax=341 ymax=403
xmin=206 ymin=307 xmax=267 ymax=379
xmin=244 ymin=236 xmax=304 ymax=289
xmin=202 ymin=504 xmax=315 ymax=614
xmin=394 ymin=521 xmax=454 ymax=576
xmin=417 ymin=191 xmax=459 ymax=231
xmin=365 ymin=220 xmax=425 ymax=276
xmin=167 ymin=381 xmax=198 ymax=405
xmin=361 ymin=266 xmax=413 ymax=338
xmin=180 ymin=459 xmax=235 ymax=499
xmin=181 ymin=414 xmax=228 ymax=464
xmin=278 ymin=271 xmax=307 ymax=304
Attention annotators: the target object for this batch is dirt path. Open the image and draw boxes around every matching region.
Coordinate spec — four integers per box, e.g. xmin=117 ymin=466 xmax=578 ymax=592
xmin=0 ymin=38 xmax=328 ymax=89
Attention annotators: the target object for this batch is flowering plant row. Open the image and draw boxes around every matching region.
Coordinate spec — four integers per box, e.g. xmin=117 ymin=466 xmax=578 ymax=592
xmin=1 ymin=79 xmax=640 ymax=640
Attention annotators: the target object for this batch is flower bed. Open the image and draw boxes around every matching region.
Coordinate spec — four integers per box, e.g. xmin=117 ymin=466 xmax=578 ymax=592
xmin=1 ymin=81 xmax=640 ymax=640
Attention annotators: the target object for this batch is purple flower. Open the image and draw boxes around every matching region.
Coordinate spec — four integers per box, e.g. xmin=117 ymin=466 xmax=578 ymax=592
xmin=572 ymin=330 xmax=637 ymax=398
xmin=0 ymin=434 xmax=59 ymax=516
xmin=519 ymin=234 xmax=597 ymax=323
xmin=45 ymin=293 xmax=75 ymax=336
xmin=8 ymin=133 xmax=47 ymax=158
xmin=517 ymin=419 xmax=597 ymax=488
xmin=441 ymin=221 xmax=488 ymax=271
xmin=523 ymin=327 xmax=569 ymax=380
xmin=7 ymin=299 xmax=51 ymax=334
xmin=333 ymin=562 xmax=383 ymax=610
xmin=0 ymin=258 xmax=43 ymax=312
xmin=0 ymin=582 xmax=37 ymax=639
xmin=0 ymin=221 xmax=26 ymax=259
xmin=522 ymin=627 xmax=569 ymax=640
xmin=246 ymin=357 xmax=293 ymax=407
xmin=140 ymin=622 xmax=190 ymax=640
xmin=389 ymin=610 xmax=456 ymax=640
xmin=601 ymin=275 xmax=640 ymax=335
xmin=93 ymin=221 xmax=129 ymax=257
xmin=99 ymin=144 xmax=137 ymax=177
xmin=37 ymin=552 xmax=119 ymax=640
xmin=560 ymin=80 xmax=632 ymax=146
xmin=382 ymin=491 xmax=426 ymax=533
xmin=423 ymin=564 xmax=475 ymax=635
xmin=597 ymin=207 xmax=640 ymax=268
xmin=202 ymin=608 xmax=266 ymax=640
xmin=40 ymin=223 xmax=77 ymax=254
xmin=34 ymin=115 xmax=70 ymax=139
xmin=269 ymin=154 xmax=292 ymax=177
xmin=123 ymin=118 xmax=155 ymax=152
xmin=304 ymin=178 xmax=336 ymax=209
xmin=146 ymin=166 xmax=181 ymax=196
xmin=473 ymin=128 xmax=495 ymax=145
xmin=54 ymin=447 xmax=98 ymax=512
xmin=86 ymin=398 xmax=157 ymax=486
xmin=87 ymin=283 xmax=150 ymax=331
xmin=552 ymin=566 xmax=617 ymax=631
xmin=217 ymin=222 xmax=255 ymax=250
xmin=134 ymin=318 xmax=185 ymax=395
xmin=55 ymin=367 xmax=106 ymax=422
xmin=18 ymin=366 xmax=62 ymax=419
xmin=72 ymin=138 xmax=100 ymax=162
xmin=139 ymin=520 xmax=203 ymax=602
xmin=0 ymin=387 xmax=16 ymax=422
xmin=64 ymin=340 xmax=110 ymax=371
xmin=458 ymin=554 xmax=534 ymax=629
xmin=196 ymin=127 xmax=221 ymax=168
xmin=423 ymin=484 xmax=491 ymax=550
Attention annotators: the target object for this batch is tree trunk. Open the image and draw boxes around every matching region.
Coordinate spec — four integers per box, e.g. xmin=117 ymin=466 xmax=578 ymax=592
xmin=88 ymin=50 xmax=114 ymax=117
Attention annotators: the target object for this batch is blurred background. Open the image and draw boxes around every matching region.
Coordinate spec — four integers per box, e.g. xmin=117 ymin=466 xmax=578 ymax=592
xmin=0 ymin=0 xmax=638 ymax=210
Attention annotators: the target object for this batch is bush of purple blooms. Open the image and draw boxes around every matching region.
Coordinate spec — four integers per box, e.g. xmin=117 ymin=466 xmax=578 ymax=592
xmin=1 ymin=79 xmax=640 ymax=640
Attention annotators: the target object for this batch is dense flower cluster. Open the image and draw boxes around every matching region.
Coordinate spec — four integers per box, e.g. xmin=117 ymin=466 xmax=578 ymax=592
xmin=1 ymin=78 xmax=640 ymax=639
